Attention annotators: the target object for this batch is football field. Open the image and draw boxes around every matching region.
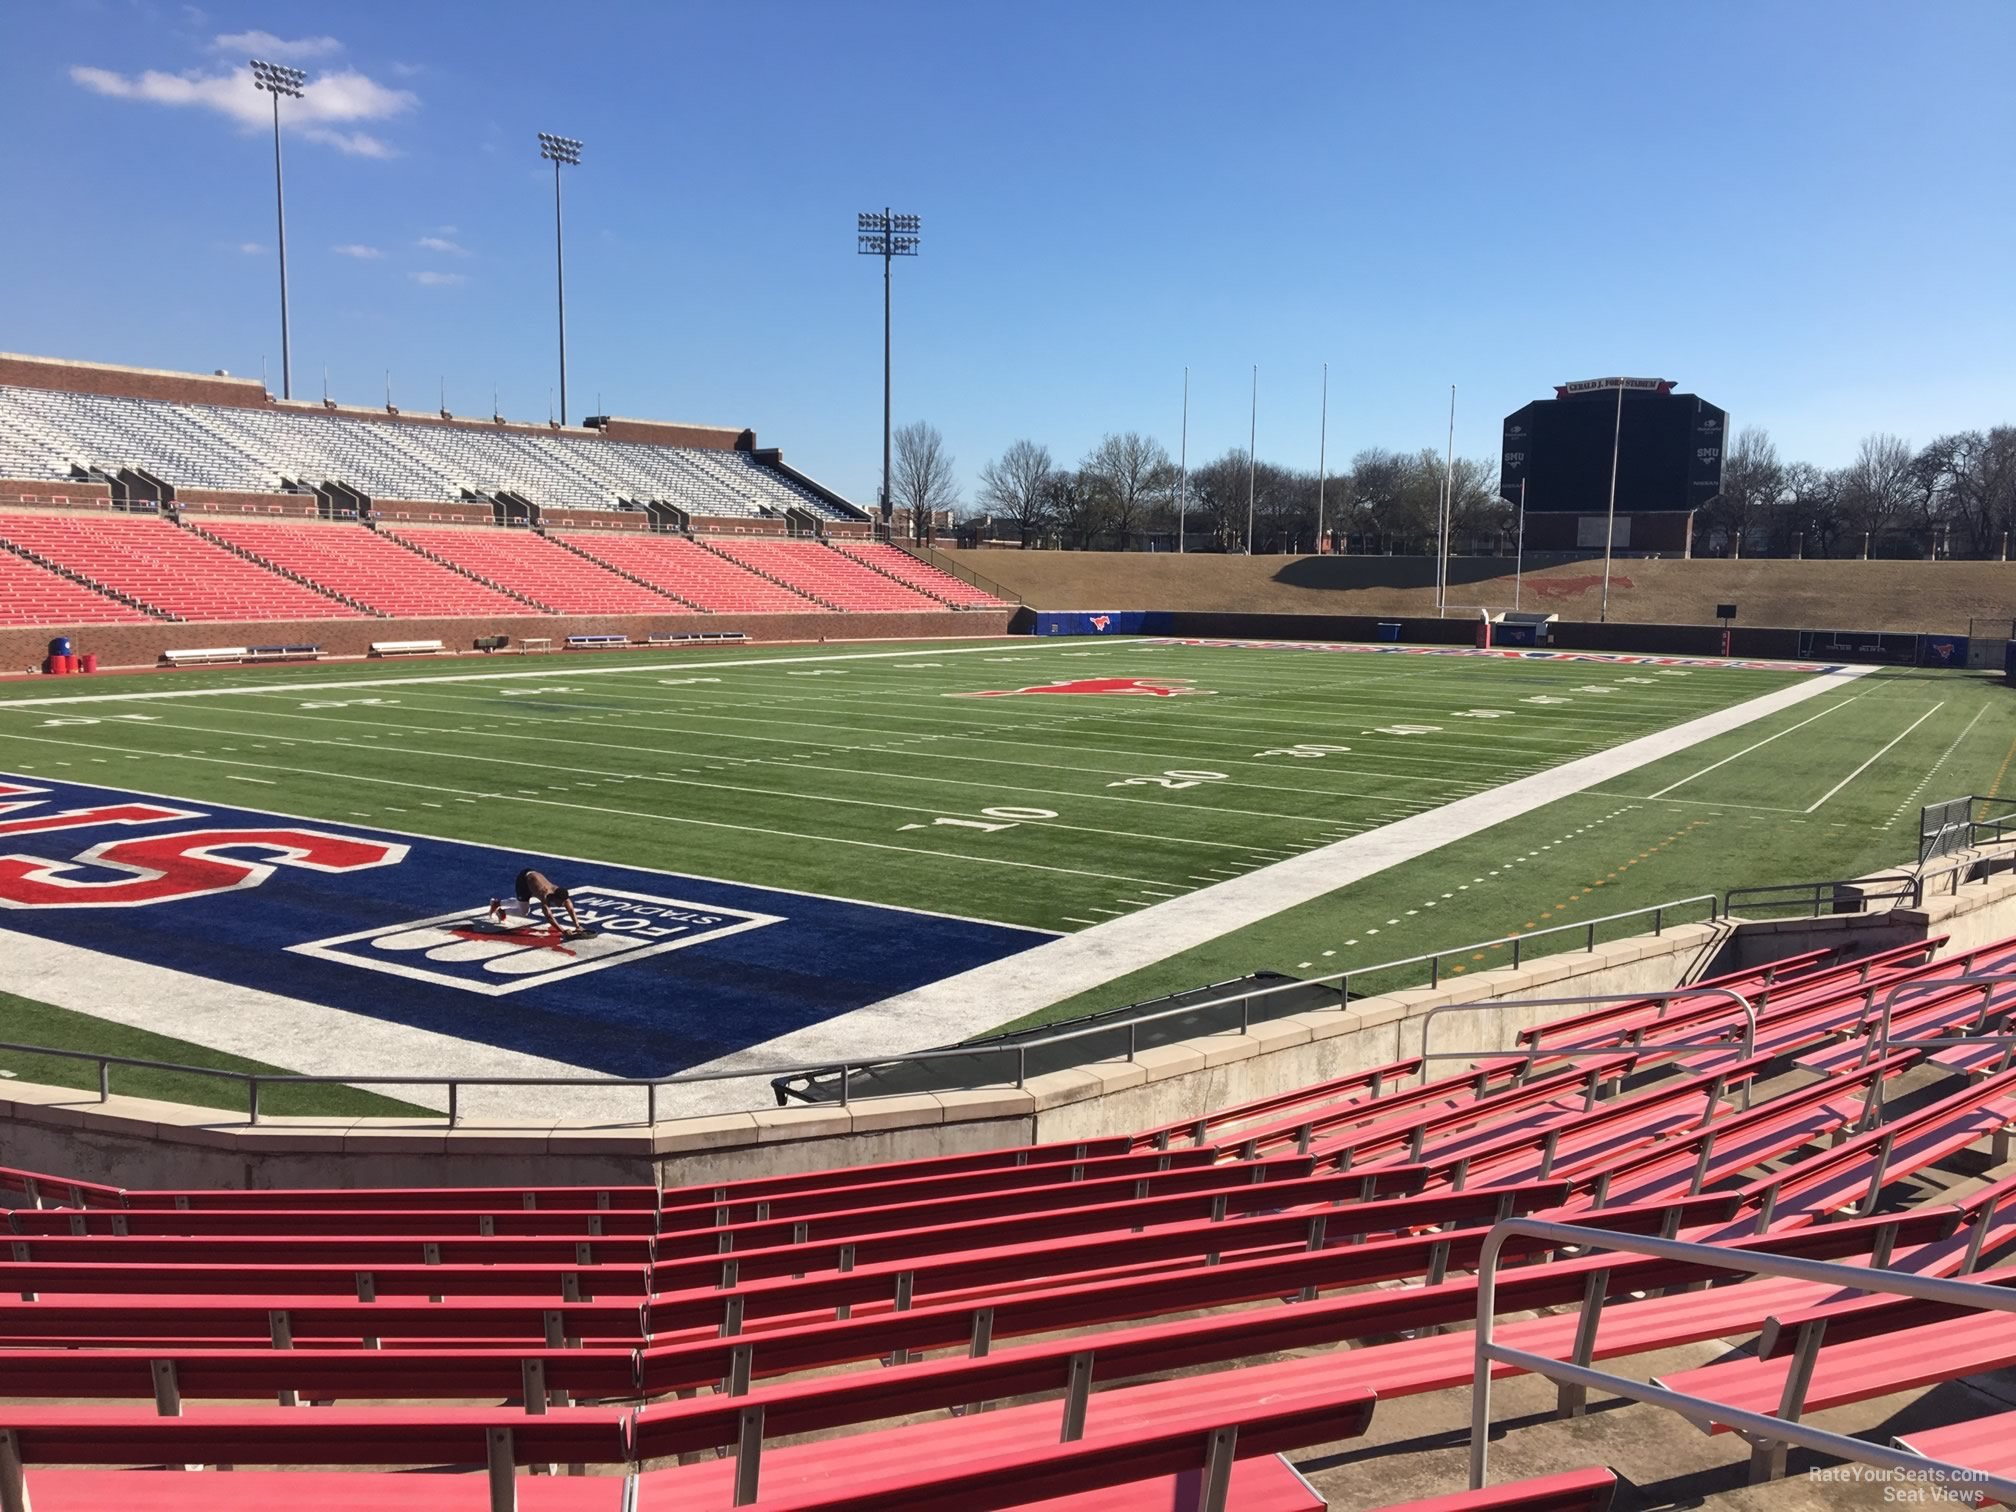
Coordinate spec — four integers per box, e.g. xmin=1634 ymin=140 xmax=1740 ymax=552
xmin=1 ymin=634 xmax=2010 ymax=1113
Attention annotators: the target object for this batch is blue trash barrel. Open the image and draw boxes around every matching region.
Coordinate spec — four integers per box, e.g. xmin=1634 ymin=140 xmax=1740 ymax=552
xmin=1376 ymin=622 xmax=1402 ymax=643
xmin=47 ymin=636 xmax=72 ymax=659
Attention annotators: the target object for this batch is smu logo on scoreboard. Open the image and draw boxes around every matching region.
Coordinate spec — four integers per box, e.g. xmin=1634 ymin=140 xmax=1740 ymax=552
xmin=290 ymin=887 xmax=782 ymax=996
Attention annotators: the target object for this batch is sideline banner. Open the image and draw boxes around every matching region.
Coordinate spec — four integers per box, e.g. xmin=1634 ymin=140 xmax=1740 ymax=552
xmin=1033 ymin=611 xmax=1173 ymax=636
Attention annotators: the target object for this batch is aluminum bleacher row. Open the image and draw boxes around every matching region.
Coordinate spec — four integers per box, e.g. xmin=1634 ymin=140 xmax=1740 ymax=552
xmin=15 ymin=939 xmax=2016 ymax=1507
xmin=0 ymin=511 xmax=1008 ymax=625
xmin=0 ymin=384 xmax=854 ymax=524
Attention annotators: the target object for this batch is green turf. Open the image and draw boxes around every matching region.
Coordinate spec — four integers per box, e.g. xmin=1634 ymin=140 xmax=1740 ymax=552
xmin=2 ymin=634 xmax=2004 ymax=1089
xmin=0 ymin=990 xmax=429 ymax=1118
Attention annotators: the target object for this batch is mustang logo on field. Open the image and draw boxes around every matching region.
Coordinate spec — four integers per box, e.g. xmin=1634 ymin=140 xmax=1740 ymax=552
xmin=289 ymin=886 xmax=783 ymax=996
xmin=954 ymin=677 xmax=1215 ymax=698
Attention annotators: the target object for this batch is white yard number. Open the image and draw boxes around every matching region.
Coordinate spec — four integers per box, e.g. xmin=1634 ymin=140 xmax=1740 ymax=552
xmin=1108 ymin=769 xmax=1228 ymax=789
xmin=657 ymin=676 xmax=721 ymax=686
xmin=901 ymin=805 xmax=1057 ymax=834
xmin=1653 ymin=670 xmax=1691 ymax=677
xmin=1617 ymin=677 xmax=1657 ymax=685
xmin=37 ymin=713 xmax=161 ymax=728
xmin=1368 ymin=724 xmax=1442 ymax=736
xmin=1451 ymin=709 xmax=1511 ymax=719
xmin=787 ymin=669 xmax=845 ymax=677
xmin=300 ymin=698 xmax=399 ymax=709
xmin=501 ymin=686 xmax=582 ymax=697
xmin=1572 ymin=684 xmax=1618 ymax=694
xmin=1256 ymin=743 xmax=1353 ymax=759
xmin=1521 ymin=695 xmax=1571 ymax=705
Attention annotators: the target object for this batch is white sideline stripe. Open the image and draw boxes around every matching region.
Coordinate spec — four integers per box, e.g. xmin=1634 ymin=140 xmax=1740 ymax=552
xmin=686 ymin=664 xmax=1876 ymax=1077
xmin=0 ymin=933 xmax=605 ymax=1121
xmin=0 ymin=639 xmax=1157 ymax=709
xmin=1646 ymin=694 xmax=1865 ymax=798
xmin=1804 ymin=702 xmax=1945 ymax=814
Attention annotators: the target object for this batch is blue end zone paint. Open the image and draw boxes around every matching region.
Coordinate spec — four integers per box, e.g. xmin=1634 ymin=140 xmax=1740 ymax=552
xmin=0 ymin=774 xmax=1048 ymax=1076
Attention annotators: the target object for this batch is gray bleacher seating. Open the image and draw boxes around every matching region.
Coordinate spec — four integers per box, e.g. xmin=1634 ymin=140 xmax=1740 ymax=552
xmin=0 ymin=385 xmax=854 ymax=522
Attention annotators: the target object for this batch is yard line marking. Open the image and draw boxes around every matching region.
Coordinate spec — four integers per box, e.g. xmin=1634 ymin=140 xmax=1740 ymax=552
xmin=0 ymin=729 xmax=1161 ymax=893
xmin=1805 ymin=702 xmax=1946 ymax=814
xmin=682 ymin=663 xmax=1873 ymax=1072
xmin=0 ymin=638 xmax=1162 ymax=709
xmin=1645 ymin=693 xmax=1865 ymax=798
xmin=224 ymin=774 xmax=275 ymax=785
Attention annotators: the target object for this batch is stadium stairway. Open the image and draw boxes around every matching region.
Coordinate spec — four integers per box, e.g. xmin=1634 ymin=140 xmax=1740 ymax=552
xmin=0 ymin=512 xmax=359 ymax=623
xmin=385 ymin=525 xmax=688 ymax=616
xmin=12 ymin=940 xmax=2016 ymax=1507
xmin=833 ymin=541 xmax=1011 ymax=609
xmin=190 ymin=518 xmax=527 ymax=619
xmin=378 ymin=525 xmax=556 ymax=613
xmin=559 ymin=531 xmax=822 ymax=614
xmin=703 ymin=538 xmax=944 ymax=613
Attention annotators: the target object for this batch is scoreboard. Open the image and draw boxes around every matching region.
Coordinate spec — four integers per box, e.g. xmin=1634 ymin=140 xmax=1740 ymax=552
xmin=1501 ymin=380 xmax=1725 ymax=516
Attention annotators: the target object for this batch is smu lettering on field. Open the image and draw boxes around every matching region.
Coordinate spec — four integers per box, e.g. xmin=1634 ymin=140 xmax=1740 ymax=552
xmin=0 ymin=773 xmax=1048 ymax=1073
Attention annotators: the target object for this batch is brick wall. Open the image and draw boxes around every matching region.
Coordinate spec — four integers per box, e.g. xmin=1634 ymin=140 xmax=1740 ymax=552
xmin=0 ymin=353 xmax=265 ymax=407
xmin=693 ymin=517 xmax=791 ymax=537
xmin=371 ymin=499 xmax=496 ymax=525
xmin=0 ymin=608 xmax=1018 ymax=672
xmin=600 ymin=417 xmax=750 ymax=451
xmin=0 ymin=479 xmax=114 ymax=509
xmin=540 ymin=508 xmax=650 ymax=532
xmin=175 ymin=489 xmax=319 ymax=518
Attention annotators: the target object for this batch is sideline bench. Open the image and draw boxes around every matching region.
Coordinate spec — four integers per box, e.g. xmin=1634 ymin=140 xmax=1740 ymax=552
xmin=648 ymin=630 xmax=749 ymax=645
xmin=160 ymin=645 xmax=328 ymax=667
xmin=565 ymin=634 xmax=630 ymax=649
xmin=368 ymin=639 xmax=446 ymax=658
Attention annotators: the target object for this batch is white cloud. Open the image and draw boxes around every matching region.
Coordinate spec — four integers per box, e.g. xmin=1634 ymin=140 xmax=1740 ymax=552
xmin=409 ymin=271 xmax=465 ymax=287
xmin=69 ymin=60 xmax=415 ymax=157
xmin=212 ymin=31 xmax=343 ymax=61
xmin=235 ymin=241 xmax=263 ymax=254
xmin=331 ymin=243 xmax=382 ymax=259
xmin=416 ymin=236 xmax=467 ymax=255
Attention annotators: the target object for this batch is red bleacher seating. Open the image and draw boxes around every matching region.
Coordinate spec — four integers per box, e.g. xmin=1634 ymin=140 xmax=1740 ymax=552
xmin=386 ymin=525 xmax=688 ymax=614
xmin=0 ymin=542 xmax=149 ymax=625
xmin=558 ymin=530 xmax=820 ymax=613
xmin=1894 ymin=1411 xmax=2016 ymax=1498
xmin=11 ymin=936 xmax=2016 ymax=1507
xmin=197 ymin=518 xmax=528 ymax=618
xmin=0 ymin=512 xmax=357 ymax=622
xmin=705 ymin=538 xmax=945 ymax=612
xmin=832 ymin=541 xmax=1010 ymax=607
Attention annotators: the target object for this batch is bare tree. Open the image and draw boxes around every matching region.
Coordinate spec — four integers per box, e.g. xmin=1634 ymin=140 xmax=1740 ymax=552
xmin=976 ymin=439 xmax=1053 ymax=548
xmin=1082 ymin=432 xmax=1173 ymax=550
xmin=1701 ymin=426 xmax=1786 ymax=555
xmin=892 ymin=422 xmax=959 ymax=543
xmin=1044 ymin=468 xmax=1111 ymax=551
xmin=1186 ymin=451 xmax=1252 ymax=550
xmin=1829 ymin=434 xmax=1913 ymax=555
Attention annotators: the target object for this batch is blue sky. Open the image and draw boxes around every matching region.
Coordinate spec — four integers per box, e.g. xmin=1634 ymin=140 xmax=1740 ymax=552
xmin=4 ymin=1 xmax=2012 ymax=505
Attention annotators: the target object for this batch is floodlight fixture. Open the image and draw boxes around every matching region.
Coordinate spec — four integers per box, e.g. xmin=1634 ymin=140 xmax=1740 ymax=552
xmin=857 ymin=208 xmax=923 ymax=534
xmin=250 ymin=59 xmax=308 ymax=399
xmin=250 ymin=59 xmax=306 ymax=97
xmin=538 ymin=133 xmax=583 ymax=166
xmin=538 ymin=133 xmax=585 ymax=424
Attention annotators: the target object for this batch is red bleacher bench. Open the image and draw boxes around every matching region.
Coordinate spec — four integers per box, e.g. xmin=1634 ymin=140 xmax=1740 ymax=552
xmin=1375 ymin=1467 xmax=1619 ymax=1511
xmin=1894 ymin=1410 xmax=2016 ymax=1504
xmin=19 ymin=1469 xmax=630 ymax=1510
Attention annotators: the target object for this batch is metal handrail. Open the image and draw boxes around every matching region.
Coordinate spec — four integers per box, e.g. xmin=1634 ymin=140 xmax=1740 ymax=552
xmin=1468 ymin=1217 xmax=2016 ymax=1500
xmin=0 ymin=896 xmax=1722 ymax=1128
xmin=1417 ymin=990 xmax=1757 ymax=1106
xmin=1858 ymin=974 xmax=2016 ymax=1129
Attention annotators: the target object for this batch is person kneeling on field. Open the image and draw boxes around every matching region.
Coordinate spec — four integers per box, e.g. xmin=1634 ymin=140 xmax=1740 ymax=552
xmin=490 ymin=868 xmax=586 ymax=936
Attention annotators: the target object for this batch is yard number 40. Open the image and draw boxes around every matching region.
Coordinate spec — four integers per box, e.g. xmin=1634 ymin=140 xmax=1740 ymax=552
xmin=901 ymin=806 xmax=1057 ymax=834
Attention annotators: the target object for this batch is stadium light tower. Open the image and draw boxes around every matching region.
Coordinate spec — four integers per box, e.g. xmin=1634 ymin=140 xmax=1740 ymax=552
xmin=858 ymin=209 xmax=920 ymax=531
xmin=250 ymin=59 xmax=306 ymax=401
xmin=538 ymin=133 xmax=584 ymax=426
